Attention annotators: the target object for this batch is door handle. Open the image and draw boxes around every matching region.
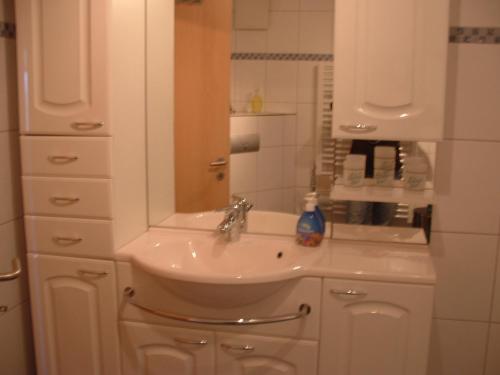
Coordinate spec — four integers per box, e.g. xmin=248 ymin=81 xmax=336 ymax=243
xmin=72 ymin=122 xmax=104 ymax=131
xmin=209 ymin=157 xmax=228 ymax=167
xmin=0 ymin=257 xmax=22 ymax=281
xmin=339 ymin=124 xmax=378 ymax=133
xmin=220 ymin=343 xmax=255 ymax=352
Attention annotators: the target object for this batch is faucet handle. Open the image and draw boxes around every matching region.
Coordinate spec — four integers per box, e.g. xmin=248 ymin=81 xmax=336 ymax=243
xmin=231 ymin=195 xmax=253 ymax=212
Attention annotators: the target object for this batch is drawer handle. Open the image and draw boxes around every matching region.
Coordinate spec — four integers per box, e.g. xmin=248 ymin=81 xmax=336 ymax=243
xmin=339 ymin=124 xmax=378 ymax=133
xmin=53 ymin=236 xmax=83 ymax=245
xmin=77 ymin=270 xmax=108 ymax=277
xmin=48 ymin=155 xmax=79 ymax=164
xmin=0 ymin=257 xmax=21 ymax=281
xmin=50 ymin=197 xmax=80 ymax=205
xmin=221 ymin=343 xmax=255 ymax=352
xmin=330 ymin=289 xmax=367 ymax=297
xmin=72 ymin=122 xmax=104 ymax=131
xmin=174 ymin=337 xmax=208 ymax=346
xmin=124 ymin=287 xmax=311 ymax=325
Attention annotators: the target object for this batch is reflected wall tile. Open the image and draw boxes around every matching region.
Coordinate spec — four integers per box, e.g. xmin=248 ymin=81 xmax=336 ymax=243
xmin=234 ymin=30 xmax=267 ymax=53
xmin=299 ymin=0 xmax=334 ymax=11
xmin=296 ymin=103 xmax=315 ymax=146
xmin=427 ymin=319 xmax=489 ymax=375
xmin=256 ymin=189 xmax=284 ymax=212
xmin=431 ymin=232 xmax=498 ymax=321
xmin=259 ymin=116 xmax=284 ymax=147
xmin=266 ymin=61 xmax=298 ymax=103
xmin=449 ymin=0 xmax=500 ymax=27
xmin=230 ymin=153 xmax=257 ymax=194
xmin=298 ymin=12 xmax=333 ymax=54
xmin=257 ymin=147 xmax=284 ymax=190
xmin=232 ymin=60 xmax=267 ymax=103
xmin=267 ymin=12 xmax=299 ymax=53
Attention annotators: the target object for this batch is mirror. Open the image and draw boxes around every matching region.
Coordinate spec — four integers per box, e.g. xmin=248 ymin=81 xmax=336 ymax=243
xmin=147 ymin=0 xmax=437 ymax=244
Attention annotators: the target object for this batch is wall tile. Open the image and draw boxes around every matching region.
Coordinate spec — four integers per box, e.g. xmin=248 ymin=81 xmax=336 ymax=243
xmin=298 ymin=12 xmax=333 ymax=54
xmin=492 ymin=240 xmax=500 ymax=322
xmin=283 ymin=146 xmax=296 ymax=187
xmin=433 ymin=140 xmax=500 ymax=234
xmin=449 ymin=0 xmax=500 ymax=27
xmin=266 ymin=61 xmax=298 ymax=102
xmin=0 ymin=303 xmax=35 ymax=375
xmin=0 ymin=219 xmax=28 ymax=309
xmin=445 ymin=45 xmax=500 ymax=141
xmin=296 ymin=103 xmax=315 ymax=146
xmin=234 ymin=30 xmax=267 ymax=53
xmin=259 ymin=116 xmax=284 ymax=147
xmin=297 ymin=61 xmax=318 ymax=104
xmin=265 ymin=102 xmax=297 ymax=114
xmin=230 ymin=153 xmax=257 ymax=194
xmin=233 ymin=0 xmax=270 ymax=30
xmin=431 ymin=232 xmax=498 ymax=321
xmin=0 ymin=131 xmax=22 ymax=224
xmin=232 ymin=60 xmax=267 ymax=103
xmin=283 ymin=188 xmax=296 ymax=213
xmin=299 ymin=0 xmax=334 ymax=11
xmin=230 ymin=116 xmax=259 ymax=136
xmin=428 ymin=319 xmax=489 ymax=375
xmin=257 ymin=147 xmax=283 ymax=190
xmin=485 ymin=323 xmax=500 ymax=375
xmin=270 ymin=0 xmax=299 ymax=11
xmin=256 ymin=189 xmax=284 ymax=211
xmin=267 ymin=12 xmax=299 ymax=53
xmin=0 ymin=39 xmax=18 ymax=132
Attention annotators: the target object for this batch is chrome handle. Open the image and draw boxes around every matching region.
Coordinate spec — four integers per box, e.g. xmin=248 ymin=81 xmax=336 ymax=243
xmin=209 ymin=157 xmax=228 ymax=167
xmin=77 ymin=270 xmax=108 ymax=277
xmin=50 ymin=197 xmax=80 ymax=205
xmin=72 ymin=122 xmax=104 ymax=131
xmin=174 ymin=337 xmax=208 ymax=346
xmin=221 ymin=343 xmax=255 ymax=352
xmin=124 ymin=287 xmax=311 ymax=325
xmin=53 ymin=236 xmax=83 ymax=245
xmin=339 ymin=124 xmax=378 ymax=133
xmin=330 ymin=289 xmax=367 ymax=296
xmin=0 ymin=258 xmax=22 ymax=281
xmin=48 ymin=155 xmax=79 ymax=164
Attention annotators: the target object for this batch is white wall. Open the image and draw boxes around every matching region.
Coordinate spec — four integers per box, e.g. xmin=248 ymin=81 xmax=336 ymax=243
xmin=0 ymin=0 xmax=35 ymax=373
xmin=231 ymin=0 xmax=335 ymax=211
xmin=428 ymin=1 xmax=500 ymax=374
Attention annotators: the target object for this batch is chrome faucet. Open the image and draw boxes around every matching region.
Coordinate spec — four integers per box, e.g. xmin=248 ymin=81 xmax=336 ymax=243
xmin=217 ymin=195 xmax=253 ymax=241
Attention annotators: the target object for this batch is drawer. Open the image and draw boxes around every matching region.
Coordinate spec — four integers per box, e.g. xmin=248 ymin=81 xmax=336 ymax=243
xmin=22 ymin=177 xmax=112 ymax=219
xmin=25 ymin=216 xmax=114 ymax=258
xmin=117 ymin=262 xmax=322 ymax=340
xmin=21 ymin=136 xmax=111 ymax=177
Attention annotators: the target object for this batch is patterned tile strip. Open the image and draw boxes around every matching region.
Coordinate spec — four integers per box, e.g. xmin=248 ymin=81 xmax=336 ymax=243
xmin=0 ymin=22 xmax=16 ymax=39
xmin=231 ymin=52 xmax=334 ymax=62
xmin=449 ymin=27 xmax=500 ymax=44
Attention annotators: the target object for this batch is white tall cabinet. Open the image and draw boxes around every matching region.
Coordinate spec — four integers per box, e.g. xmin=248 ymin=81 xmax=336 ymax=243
xmin=332 ymin=0 xmax=449 ymax=140
xmin=15 ymin=0 xmax=175 ymax=374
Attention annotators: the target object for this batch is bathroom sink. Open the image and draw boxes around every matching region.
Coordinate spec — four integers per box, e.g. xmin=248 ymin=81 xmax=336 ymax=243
xmin=157 ymin=210 xmax=299 ymax=236
xmin=124 ymin=228 xmax=325 ymax=307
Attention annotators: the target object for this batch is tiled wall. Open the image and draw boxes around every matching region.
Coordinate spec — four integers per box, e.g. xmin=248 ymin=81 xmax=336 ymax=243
xmin=428 ymin=0 xmax=500 ymax=374
xmin=0 ymin=0 xmax=35 ymax=373
xmin=231 ymin=0 xmax=335 ymax=210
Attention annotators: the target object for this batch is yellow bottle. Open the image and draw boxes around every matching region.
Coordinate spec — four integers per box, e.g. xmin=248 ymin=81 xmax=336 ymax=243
xmin=250 ymin=89 xmax=263 ymax=113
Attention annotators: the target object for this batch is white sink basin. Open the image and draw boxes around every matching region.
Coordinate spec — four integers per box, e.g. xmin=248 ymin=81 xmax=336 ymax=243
xmin=157 ymin=210 xmax=299 ymax=236
xmin=122 ymin=229 xmax=325 ymax=307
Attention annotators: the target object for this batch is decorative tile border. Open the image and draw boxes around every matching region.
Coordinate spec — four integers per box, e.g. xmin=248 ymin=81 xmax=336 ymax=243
xmin=0 ymin=22 xmax=15 ymax=39
xmin=231 ymin=52 xmax=334 ymax=62
xmin=449 ymin=27 xmax=500 ymax=44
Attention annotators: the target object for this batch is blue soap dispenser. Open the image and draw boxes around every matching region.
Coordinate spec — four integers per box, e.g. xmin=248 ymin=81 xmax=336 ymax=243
xmin=305 ymin=192 xmax=325 ymax=235
xmin=296 ymin=196 xmax=324 ymax=247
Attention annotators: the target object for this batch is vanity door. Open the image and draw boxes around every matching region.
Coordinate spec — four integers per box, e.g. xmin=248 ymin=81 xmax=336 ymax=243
xmin=27 ymin=254 xmax=120 ymax=375
xmin=319 ymin=279 xmax=434 ymax=375
xmin=121 ymin=321 xmax=215 ymax=375
xmin=216 ymin=333 xmax=318 ymax=375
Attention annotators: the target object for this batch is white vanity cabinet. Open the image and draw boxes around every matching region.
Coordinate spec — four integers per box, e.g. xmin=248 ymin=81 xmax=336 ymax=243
xmin=217 ymin=333 xmax=318 ymax=375
xmin=332 ymin=0 xmax=449 ymax=141
xmin=15 ymin=0 xmax=109 ymax=135
xmin=121 ymin=321 xmax=215 ymax=375
xmin=28 ymin=254 xmax=121 ymax=375
xmin=319 ymin=279 xmax=434 ymax=375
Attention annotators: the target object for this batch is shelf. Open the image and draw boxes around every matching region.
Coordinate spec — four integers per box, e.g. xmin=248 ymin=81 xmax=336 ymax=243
xmin=331 ymin=180 xmax=435 ymax=206
xmin=331 ymin=223 xmax=428 ymax=245
xmin=230 ymin=111 xmax=296 ymax=117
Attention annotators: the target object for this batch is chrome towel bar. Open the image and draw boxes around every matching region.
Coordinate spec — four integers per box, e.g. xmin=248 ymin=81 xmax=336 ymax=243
xmin=0 ymin=257 xmax=22 ymax=281
xmin=124 ymin=287 xmax=311 ymax=326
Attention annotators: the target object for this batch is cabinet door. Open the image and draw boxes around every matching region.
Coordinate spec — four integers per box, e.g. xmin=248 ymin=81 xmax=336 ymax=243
xmin=319 ymin=279 xmax=434 ymax=375
xmin=332 ymin=0 xmax=449 ymax=141
xmin=121 ymin=321 xmax=215 ymax=375
xmin=217 ymin=333 xmax=318 ymax=375
xmin=16 ymin=0 xmax=109 ymax=135
xmin=28 ymin=254 xmax=120 ymax=375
